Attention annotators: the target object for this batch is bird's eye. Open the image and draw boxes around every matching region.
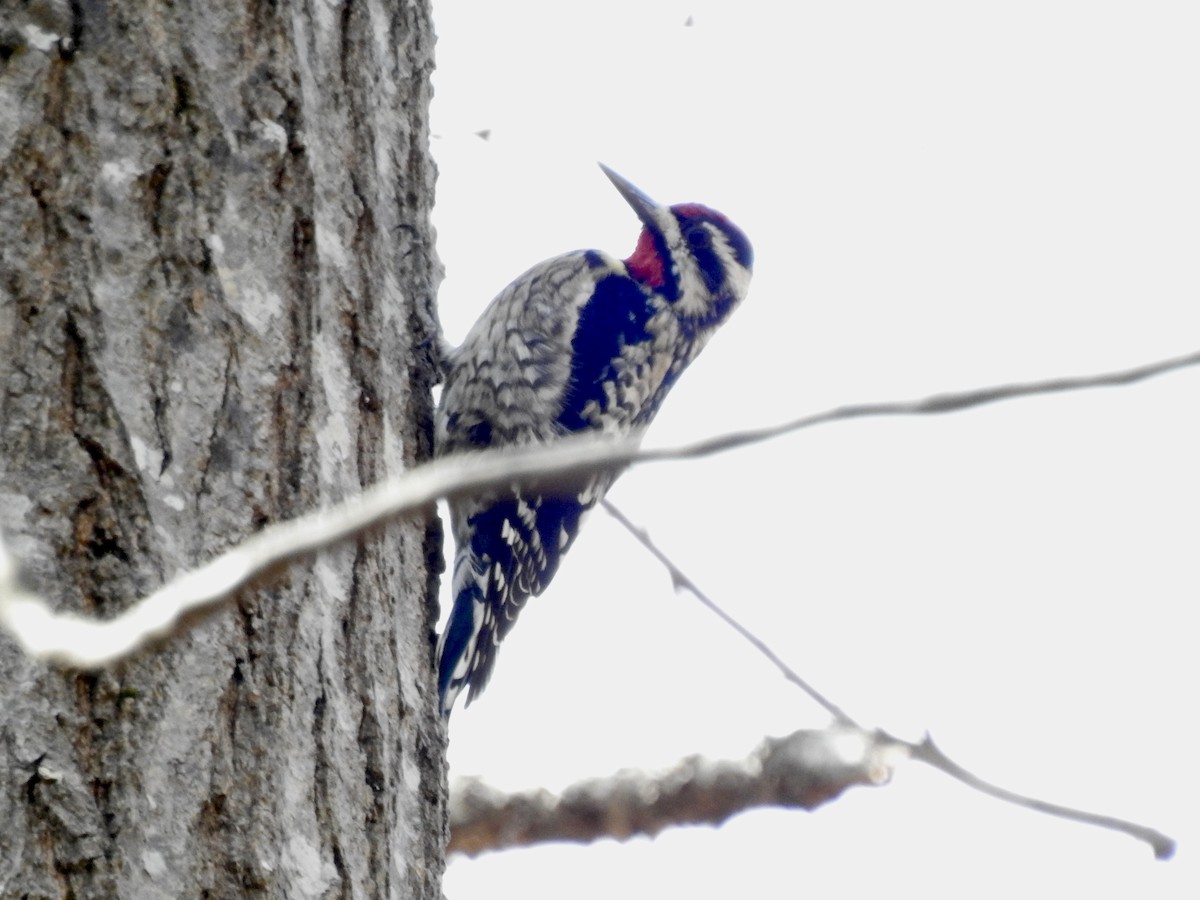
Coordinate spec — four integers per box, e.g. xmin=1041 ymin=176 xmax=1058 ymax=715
xmin=687 ymin=225 xmax=712 ymax=252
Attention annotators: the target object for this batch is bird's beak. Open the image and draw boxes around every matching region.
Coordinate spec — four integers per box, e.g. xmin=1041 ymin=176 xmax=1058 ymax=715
xmin=599 ymin=163 xmax=663 ymax=229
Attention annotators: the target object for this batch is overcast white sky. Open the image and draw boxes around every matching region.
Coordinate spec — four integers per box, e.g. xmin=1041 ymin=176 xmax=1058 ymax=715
xmin=429 ymin=2 xmax=1199 ymax=897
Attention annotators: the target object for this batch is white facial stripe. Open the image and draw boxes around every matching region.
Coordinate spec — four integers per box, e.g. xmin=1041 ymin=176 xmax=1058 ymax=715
xmin=654 ymin=206 xmax=684 ymax=249
xmin=675 ymin=259 xmax=709 ymax=316
xmin=708 ymin=225 xmax=753 ymax=302
xmin=673 ymin=221 xmax=748 ymax=319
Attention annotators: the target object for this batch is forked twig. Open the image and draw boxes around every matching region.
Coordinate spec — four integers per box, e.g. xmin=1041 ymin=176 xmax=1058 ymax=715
xmin=602 ymin=501 xmax=1177 ymax=860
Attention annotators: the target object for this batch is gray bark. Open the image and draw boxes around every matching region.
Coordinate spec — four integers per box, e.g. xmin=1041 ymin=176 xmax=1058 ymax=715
xmin=0 ymin=1 xmax=445 ymax=897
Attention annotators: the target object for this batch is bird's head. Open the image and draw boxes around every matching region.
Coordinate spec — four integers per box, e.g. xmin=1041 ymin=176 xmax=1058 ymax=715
xmin=601 ymin=163 xmax=753 ymax=336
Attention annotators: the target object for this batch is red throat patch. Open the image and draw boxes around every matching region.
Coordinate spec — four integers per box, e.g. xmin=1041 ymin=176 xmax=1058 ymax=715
xmin=624 ymin=227 xmax=666 ymax=288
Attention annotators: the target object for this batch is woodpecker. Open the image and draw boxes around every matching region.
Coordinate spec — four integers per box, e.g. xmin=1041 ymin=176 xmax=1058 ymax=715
xmin=436 ymin=165 xmax=753 ymax=715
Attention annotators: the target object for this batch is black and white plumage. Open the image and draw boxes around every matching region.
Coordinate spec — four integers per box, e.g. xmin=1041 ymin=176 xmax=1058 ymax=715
xmin=435 ymin=165 xmax=753 ymax=715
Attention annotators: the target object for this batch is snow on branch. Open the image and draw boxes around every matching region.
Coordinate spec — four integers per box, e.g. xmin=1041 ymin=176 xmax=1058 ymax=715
xmin=0 ymin=349 xmax=1197 ymax=668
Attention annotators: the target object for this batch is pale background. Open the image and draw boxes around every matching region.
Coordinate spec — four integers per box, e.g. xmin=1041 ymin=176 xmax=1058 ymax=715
xmin=429 ymin=2 xmax=1198 ymax=896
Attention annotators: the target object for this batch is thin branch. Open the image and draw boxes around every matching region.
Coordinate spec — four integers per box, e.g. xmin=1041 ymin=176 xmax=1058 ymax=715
xmin=640 ymin=348 xmax=1200 ymax=464
xmin=600 ymin=499 xmax=858 ymax=726
xmin=907 ymin=733 xmax=1176 ymax=860
xmin=1 ymin=349 xmax=1196 ymax=667
xmin=602 ymin=503 xmax=1178 ymax=860
xmin=0 ymin=433 xmax=645 ymax=667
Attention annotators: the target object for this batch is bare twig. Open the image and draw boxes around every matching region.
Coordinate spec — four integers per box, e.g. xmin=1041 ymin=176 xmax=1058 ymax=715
xmin=601 ymin=501 xmax=1178 ymax=860
xmin=641 ymin=348 xmax=1200 ymax=463
xmin=0 ymin=433 xmax=643 ymax=667
xmin=1 ymin=350 xmax=1196 ymax=667
xmin=600 ymin=499 xmax=858 ymax=726
xmin=907 ymin=733 xmax=1176 ymax=860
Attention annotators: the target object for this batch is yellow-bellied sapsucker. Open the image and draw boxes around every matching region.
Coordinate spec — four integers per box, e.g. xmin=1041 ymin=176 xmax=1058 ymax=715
xmin=436 ymin=165 xmax=753 ymax=715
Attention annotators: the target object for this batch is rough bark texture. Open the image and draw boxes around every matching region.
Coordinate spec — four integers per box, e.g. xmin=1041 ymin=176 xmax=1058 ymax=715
xmin=0 ymin=1 xmax=445 ymax=897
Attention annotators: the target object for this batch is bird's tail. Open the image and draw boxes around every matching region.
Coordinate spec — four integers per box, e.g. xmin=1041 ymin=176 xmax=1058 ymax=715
xmin=436 ymin=559 xmax=499 ymax=716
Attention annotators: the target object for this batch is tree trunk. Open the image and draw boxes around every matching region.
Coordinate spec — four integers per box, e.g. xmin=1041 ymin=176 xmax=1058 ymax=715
xmin=0 ymin=1 xmax=445 ymax=897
